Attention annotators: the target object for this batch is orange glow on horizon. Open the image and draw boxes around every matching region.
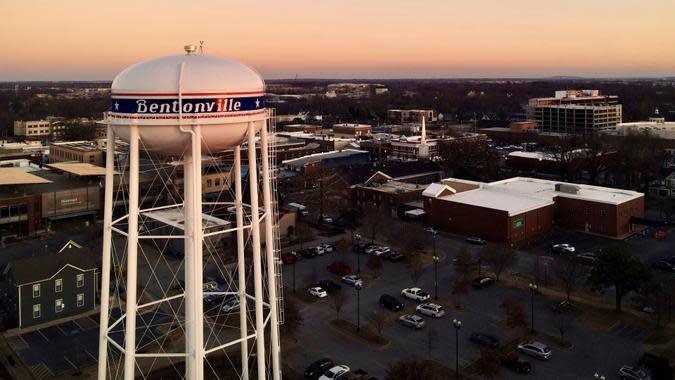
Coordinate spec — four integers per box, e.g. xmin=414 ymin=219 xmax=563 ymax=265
xmin=1 ymin=0 xmax=674 ymax=80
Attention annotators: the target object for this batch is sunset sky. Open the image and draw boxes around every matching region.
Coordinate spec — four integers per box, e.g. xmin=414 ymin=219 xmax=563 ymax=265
xmin=1 ymin=0 xmax=674 ymax=80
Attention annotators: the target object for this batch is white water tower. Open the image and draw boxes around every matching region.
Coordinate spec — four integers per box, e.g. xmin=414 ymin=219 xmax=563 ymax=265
xmin=98 ymin=45 xmax=282 ymax=380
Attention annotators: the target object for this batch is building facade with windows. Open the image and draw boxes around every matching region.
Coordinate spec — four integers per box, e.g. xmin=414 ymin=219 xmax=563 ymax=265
xmin=2 ymin=247 xmax=97 ymax=329
xmin=525 ymin=90 xmax=622 ymax=135
xmin=49 ymin=141 xmax=104 ymax=166
xmin=13 ymin=120 xmax=51 ymax=139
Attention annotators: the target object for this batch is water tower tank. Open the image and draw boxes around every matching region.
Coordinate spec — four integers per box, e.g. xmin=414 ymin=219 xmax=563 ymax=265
xmin=108 ymin=46 xmax=267 ymax=154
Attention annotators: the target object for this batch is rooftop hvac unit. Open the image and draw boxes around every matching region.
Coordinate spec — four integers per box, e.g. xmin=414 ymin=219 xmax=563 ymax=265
xmin=555 ymin=183 xmax=581 ymax=194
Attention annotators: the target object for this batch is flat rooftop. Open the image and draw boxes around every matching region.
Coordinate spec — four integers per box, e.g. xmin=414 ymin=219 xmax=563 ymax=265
xmin=356 ymin=180 xmax=423 ymax=194
xmin=47 ymin=162 xmax=108 ymax=176
xmin=50 ymin=141 xmax=102 ymax=152
xmin=0 ymin=168 xmax=52 ymax=186
xmin=428 ymin=176 xmax=643 ymax=216
xmin=282 ymin=149 xmax=368 ymax=168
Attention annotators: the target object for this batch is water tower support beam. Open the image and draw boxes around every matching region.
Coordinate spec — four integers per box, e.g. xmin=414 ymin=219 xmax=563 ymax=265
xmin=123 ymin=125 xmax=140 ymax=380
xmin=234 ymin=146 xmax=250 ymax=380
xmin=97 ymin=124 xmax=115 ymax=380
xmin=247 ymin=122 xmax=267 ymax=380
xmin=259 ymin=120 xmax=281 ymax=380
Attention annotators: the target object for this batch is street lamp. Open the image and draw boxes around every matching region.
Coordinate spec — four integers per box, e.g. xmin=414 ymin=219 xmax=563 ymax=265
xmin=529 ymin=283 xmax=538 ymax=333
xmin=355 ymin=233 xmax=362 ymax=273
xmin=433 ymin=255 xmax=439 ymax=300
xmin=593 ymin=373 xmax=606 ymax=380
xmin=453 ymin=318 xmax=461 ymax=378
xmin=356 ymin=285 xmax=362 ymax=332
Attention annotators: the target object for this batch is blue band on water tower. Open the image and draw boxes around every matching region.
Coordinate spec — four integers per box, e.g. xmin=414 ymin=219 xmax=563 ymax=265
xmin=110 ymin=96 xmax=266 ymax=114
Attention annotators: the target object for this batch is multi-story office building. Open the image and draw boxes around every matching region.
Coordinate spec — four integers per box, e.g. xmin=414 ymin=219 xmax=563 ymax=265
xmin=13 ymin=120 xmax=51 ymax=139
xmin=525 ymin=90 xmax=622 ymax=135
xmin=49 ymin=141 xmax=104 ymax=166
xmin=387 ymin=109 xmax=437 ymax=124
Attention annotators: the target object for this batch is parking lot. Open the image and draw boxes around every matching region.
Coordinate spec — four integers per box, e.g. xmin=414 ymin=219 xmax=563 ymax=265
xmin=281 ymin=224 xmax=674 ymax=379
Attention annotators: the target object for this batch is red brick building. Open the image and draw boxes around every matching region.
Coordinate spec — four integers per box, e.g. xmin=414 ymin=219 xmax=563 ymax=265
xmin=423 ymin=177 xmax=644 ymax=243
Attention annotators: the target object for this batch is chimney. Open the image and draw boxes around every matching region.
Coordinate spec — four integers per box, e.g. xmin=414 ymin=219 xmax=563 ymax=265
xmin=421 ymin=115 xmax=426 ymax=141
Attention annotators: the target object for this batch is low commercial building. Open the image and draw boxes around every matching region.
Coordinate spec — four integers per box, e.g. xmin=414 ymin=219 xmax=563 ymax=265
xmin=284 ymin=124 xmax=323 ymax=133
xmin=613 ymin=110 xmax=675 ymax=140
xmin=282 ymin=149 xmax=370 ymax=176
xmin=352 ymin=178 xmax=426 ymax=217
xmin=424 ymin=177 xmax=644 ymax=243
xmin=332 ymin=123 xmax=372 ymax=139
xmin=49 ymin=141 xmax=104 ymax=166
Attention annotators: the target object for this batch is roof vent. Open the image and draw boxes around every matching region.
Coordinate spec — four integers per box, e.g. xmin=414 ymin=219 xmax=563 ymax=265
xmin=555 ymin=183 xmax=580 ymax=194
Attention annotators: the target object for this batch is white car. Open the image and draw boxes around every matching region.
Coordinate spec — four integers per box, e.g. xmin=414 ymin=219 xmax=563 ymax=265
xmin=399 ymin=314 xmax=425 ymax=329
xmin=373 ymin=247 xmax=391 ymax=257
xmin=517 ymin=341 xmax=552 ymax=360
xmin=416 ymin=303 xmax=445 ymax=318
xmin=341 ymin=275 xmax=363 ymax=288
xmin=618 ymin=365 xmax=650 ymax=380
xmin=221 ymin=297 xmax=240 ymax=313
xmin=364 ymin=246 xmax=380 ymax=255
xmin=401 ymin=287 xmax=430 ymax=302
xmin=318 ymin=243 xmax=334 ymax=253
xmin=552 ymin=243 xmax=575 ymax=254
xmin=319 ymin=365 xmax=350 ymax=380
xmin=308 ymin=287 xmax=328 ymax=298
xmin=425 ymin=227 xmax=439 ymax=236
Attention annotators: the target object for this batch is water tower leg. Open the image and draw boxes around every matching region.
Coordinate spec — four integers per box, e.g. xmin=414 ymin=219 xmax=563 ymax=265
xmin=124 ymin=125 xmax=140 ymax=380
xmin=259 ymin=121 xmax=281 ymax=380
xmin=247 ymin=122 xmax=267 ymax=380
xmin=185 ymin=125 xmax=205 ymax=380
xmin=97 ymin=125 xmax=115 ymax=380
xmin=234 ymin=146 xmax=249 ymax=380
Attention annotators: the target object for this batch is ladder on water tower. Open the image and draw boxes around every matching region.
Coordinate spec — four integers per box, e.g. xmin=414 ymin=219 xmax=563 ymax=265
xmin=268 ymin=108 xmax=284 ymax=325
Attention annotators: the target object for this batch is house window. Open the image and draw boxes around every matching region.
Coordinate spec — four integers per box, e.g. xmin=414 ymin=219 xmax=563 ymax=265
xmin=76 ymin=274 xmax=84 ymax=288
xmin=33 ymin=304 xmax=41 ymax=319
xmin=215 ymin=178 xmax=220 ymax=187
xmin=206 ymin=179 xmax=213 ymax=187
xmin=55 ymin=299 xmax=64 ymax=313
xmin=77 ymin=293 xmax=84 ymax=307
xmin=55 ymin=278 xmax=63 ymax=293
xmin=32 ymin=284 xmax=40 ymax=298
xmin=600 ymin=210 xmax=606 ymax=217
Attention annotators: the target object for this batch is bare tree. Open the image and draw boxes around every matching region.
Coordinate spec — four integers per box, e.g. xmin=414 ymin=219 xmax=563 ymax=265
xmin=553 ymin=255 xmax=578 ymax=302
xmin=405 ymin=251 xmax=426 ymax=285
xmin=473 ymin=349 xmax=501 ymax=380
xmin=451 ymin=276 xmax=471 ymax=309
xmin=367 ymin=255 xmax=383 ymax=278
xmin=425 ymin=328 xmax=437 ymax=360
xmin=336 ymin=237 xmax=351 ymax=261
xmin=332 ymin=288 xmax=347 ymax=320
xmin=360 ymin=206 xmax=385 ymax=243
xmin=454 ymin=247 xmax=474 ymax=278
xmin=304 ymin=267 xmax=318 ymax=289
xmin=370 ymin=310 xmax=387 ymax=337
xmin=500 ymin=298 xmax=528 ymax=335
xmin=480 ymin=246 xmax=516 ymax=281
xmin=280 ymin=297 xmax=303 ymax=336
xmin=552 ymin=310 xmax=571 ymax=345
xmin=295 ymin=221 xmax=313 ymax=250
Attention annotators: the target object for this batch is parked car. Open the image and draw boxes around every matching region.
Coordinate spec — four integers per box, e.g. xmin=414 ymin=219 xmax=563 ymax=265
xmin=203 ymin=293 xmax=225 ymax=304
xmin=425 ymin=227 xmax=439 ymax=236
xmin=221 ymin=297 xmax=240 ymax=313
xmin=281 ymin=252 xmax=297 ymax=264
xmin=319 ymin=365 xmax=350 ymax=380
xmin=551 ymin=299 xmax=573 ymax=313
xmin=552 ymin=243 xmax=575 ymax=254
xmin=472 ymin=276 xmax=495 ymax=289
xmin=401 ymin=287 xmax=430 ymax=302
xmin=308 ymin=287 xmax=328 ymax=298
xmin=320 ymin=215 xmax=334 ymax=225
xmin=315 ymin=280 xmax=342 ymax=293
xmin=318 ymin=243 xmax=334 ymax=253
xmin=651 ymin=260 xmax=675 ymax=272
xmin=500 ymin=352 xmax=532 ymax=374
xmin=576 ymin=252 xmax=597 ymax=266
xmin=353 ymin=242 xmax=373 ymax=254
xmin=386 ymin=252 xmax=405 ymax=262
xmin=654 ymin=230 xmax=666 ymax=240
xmin=416 ymin=303 xmax=445 ymax=318
xmin=469 ymin=332 xmax=500 ymax=348
xmin=341 ymin=275 xmax=363 ymax=288
xmin=379 ymin=294 xmax=403 ymax=312
xmin=639 ymin=352 xmax=672 ymax=380
xmin=311 ymin=246 xmax=326 ymax=256
xmin=373 ymin=247 xmax=392 ymax=257
xmin=299 ymin=249 xmax=315 ymax=259
xmin=618 ymin=365 xmax=650 ymax=380
xmin=465 ymin=236 xmax=486 ymax=245
xmin=398 ymin=314 xmax=425 ymax=329
xmin=304 ymin=358 xmax=334 ymax=380
xmin=517 ymin=341 xmax=552 ymax=360
xmin=327 ymin=262 xmax=353 ymax=275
